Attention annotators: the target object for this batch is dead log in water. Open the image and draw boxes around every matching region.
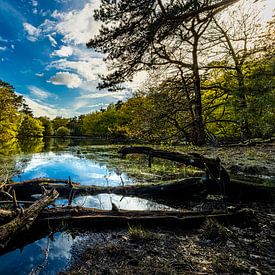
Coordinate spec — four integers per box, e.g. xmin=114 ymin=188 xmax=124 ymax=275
xmin=118 ymin=146 xmax=230 ymax=184
xmin=5 ymin=178 xmax=80 ymax=187
xmin=37 ymin=207 xmax=230 ymax=229
xmin=0 ymin=189 xmax=58 ymax=253
xmin=2 ymin=177 xmax=207 ymax=200
xmin=35 ymin=206 xmax=249 ymax=230
xmin=0 ymin=206 xmax=252 ymax=255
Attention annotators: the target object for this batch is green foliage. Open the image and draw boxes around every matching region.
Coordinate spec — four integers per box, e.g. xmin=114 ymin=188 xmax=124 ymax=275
xmin=67 ymin=116 xmax=84 ymax=136
xmin=0 ymin=81 xmax=24 ymax=141
xmin=18 ymin=115 xmax=44 ymax=138
xmin=88 ymin=0 xmax=235 ymax=91
xmin=56 ymin=126 xmax=70 ymax=137
xmin=52 ymin=116 xmax=69 ymax=132
xmin=38 ymin=116 xmax=54 ymax=136
xmin=82 ymin=105 xmax=129 ymax=138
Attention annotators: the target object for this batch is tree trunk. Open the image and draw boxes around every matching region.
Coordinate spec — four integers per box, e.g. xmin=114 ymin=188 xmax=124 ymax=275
xmin=0 ymin=189 xmax=58 ymax=253
xmin=192 ymin=32 xmax=206 ymax=145
xmin=236 ymin=68 xmax=251 ymax=140
xmin=3 ymin=177 xmax=207 ymax=201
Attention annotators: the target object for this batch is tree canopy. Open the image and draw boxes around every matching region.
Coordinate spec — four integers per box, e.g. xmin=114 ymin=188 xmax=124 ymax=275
xmin=88 ymin=0 xmax=239 ymax=90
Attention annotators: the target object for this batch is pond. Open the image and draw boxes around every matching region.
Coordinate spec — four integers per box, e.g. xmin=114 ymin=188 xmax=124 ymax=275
xmin=0 ymin=138 xmax=176 ymax=274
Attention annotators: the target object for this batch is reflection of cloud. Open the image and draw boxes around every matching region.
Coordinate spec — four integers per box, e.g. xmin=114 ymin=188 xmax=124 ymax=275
xmin=19 ymin=152 xmax=131 ymax=185
xmin=73 ymin=194 xmax=176 ymax=211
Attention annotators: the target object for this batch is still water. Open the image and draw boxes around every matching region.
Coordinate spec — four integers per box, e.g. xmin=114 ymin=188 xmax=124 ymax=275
xmin=0 ymin=138 xmax=174 ymax=274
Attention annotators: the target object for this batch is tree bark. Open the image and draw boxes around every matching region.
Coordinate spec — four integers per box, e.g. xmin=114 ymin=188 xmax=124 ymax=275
xmin=0 ymin=189 xmax=58 ymax=253
xmin=118 ymin=146 xmax=230 ymax=184
xmin=3 ymin=177 xmax=207 ymax=201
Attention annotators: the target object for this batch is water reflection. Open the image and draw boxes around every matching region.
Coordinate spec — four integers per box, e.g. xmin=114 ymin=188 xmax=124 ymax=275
xmin=13 ymin=152 xmax=131 ymax=186
xmin=55 ymin=194 xmax=176 ymax=211
xmin=18 ymin=138 xmax=45 ymax=154
xmin=0 ymin=232 xmax=89 ymax=275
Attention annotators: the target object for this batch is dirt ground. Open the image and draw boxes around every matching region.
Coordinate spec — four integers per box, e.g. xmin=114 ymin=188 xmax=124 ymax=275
xmin=62 ymin=201 xmax=274 ymax=275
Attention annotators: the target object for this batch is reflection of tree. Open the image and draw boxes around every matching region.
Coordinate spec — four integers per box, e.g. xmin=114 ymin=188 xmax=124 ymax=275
xmin=0 ymin=139 xmax=42 ymax=181
xmin=43 ymin=138 xmax=54 ymax=152
xmin=18 ymin=138 xmax=45 ymax=153
xmin=54 ymin=138 xmax=71 ymax=148
xmin=0 ymin=138 xmax=21 ymax=156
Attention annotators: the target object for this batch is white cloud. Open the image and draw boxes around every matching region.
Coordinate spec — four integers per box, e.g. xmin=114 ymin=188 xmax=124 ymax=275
xmin=0 ymin=46 xmax=7 ymax=51
xmin=51 ymin=1 xmax=101 ymax=45
xmin=31 ymin=0 xmax=38 ymax=7
xmin=52 ymin=46 xmax=73 ymax=57
xmin=48 ymin=72 xmax=82 ymax=88
xmin=47 ymin=34 xmax=58 ymax=47
xmin=23 ymin=22 xmax=41 ymax=42
xmin=28 ymin=86 xmax=56 ymax=99
xmin=0 ymin=36 xmax=8 ymax=42
xmin=23 ymin=97 xmax=60 ymax=118
xmin=35 ymin=72 xmax=44 ymax=77
xmin=50 ymin=57 xmax=105 ymax=81
xmin=11 ymin=44 xmax=15 ymax=49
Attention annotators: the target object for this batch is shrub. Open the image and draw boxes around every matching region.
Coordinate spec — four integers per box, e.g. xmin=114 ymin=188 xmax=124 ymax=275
xmin=56 ymin=126 xmax=70 ymax=137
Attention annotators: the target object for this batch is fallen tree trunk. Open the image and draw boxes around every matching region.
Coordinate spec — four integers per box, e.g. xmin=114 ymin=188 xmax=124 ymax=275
xmin=0 ymin=206 xmax=252 ymax=255
xmin=35 ymin=206 xmax=248 ymax=230
xmin=2 ymin=176 xmax=273 ymax=202
xmin=5 ymin=177 xmax=80 ymax=187
xmin=0 ymin=189 xmax=59 ymax=253
xmin=2 ymin=177 xmax=207 ymax=200
xmin=118 ymin=146 xmax=230 ymax=184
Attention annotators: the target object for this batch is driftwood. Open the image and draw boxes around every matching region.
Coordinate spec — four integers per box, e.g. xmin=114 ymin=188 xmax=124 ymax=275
xmin=2 ymin=177 xmax=207 ymax=200
xmin=118 ymin=146 xmax=230 ymax=184
xmin=4 ymin=178 xmax=80 ymax=187
xmin=35 ymin=207 xmax=257 ymax=231
xmin=0 ymin=189 xmax=58 ymax=253
xmin=0 ymin=206 xmax=251 ymax=255
xmin=118 ymin=146 xmax=275 ymax=201
xmin=37 ymin=207 xmax=232 ymax=229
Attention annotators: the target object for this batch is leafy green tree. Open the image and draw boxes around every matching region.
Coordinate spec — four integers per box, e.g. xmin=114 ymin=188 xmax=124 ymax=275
xmin=82 ymin=105 xmax=129 ymax=138
xmin=67 ymin=116 xmax=84 ymax=136
xmin=88 ymin=0 xmax=240 ymax=145
xmin=88 ymin=0 xmax=238 ymax=90
xmin=51 ymin=116 xmax=69 ymax=133
xmin=56 ymin=126 xmax=71 ymax=137
xmin=17 ymin=115 xmax=44 ymax=138
xmin=0 ymin=81 xmax=27 ymax=141
xmin=38 ymin=116 xmax=54 ymax=137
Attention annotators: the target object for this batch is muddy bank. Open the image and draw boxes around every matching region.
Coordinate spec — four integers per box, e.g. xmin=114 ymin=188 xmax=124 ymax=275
xmin=63 ymin=203 xmax=274 ymax=274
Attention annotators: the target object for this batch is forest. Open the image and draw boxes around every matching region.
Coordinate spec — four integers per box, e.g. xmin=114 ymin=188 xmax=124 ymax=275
xmin=0 ymin=2 xmax=274 ymax=146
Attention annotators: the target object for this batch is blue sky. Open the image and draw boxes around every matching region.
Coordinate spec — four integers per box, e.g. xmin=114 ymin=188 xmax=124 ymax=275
xmin=0 ymin=0 xmax=131 ymax=118
xmin=0 ymin=0 xmax=273 ymax=118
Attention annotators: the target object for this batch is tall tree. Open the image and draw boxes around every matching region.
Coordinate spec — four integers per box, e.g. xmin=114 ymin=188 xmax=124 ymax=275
xmin=0 ymin=81 xmax=26 ymax=141
xmin=17 ymin=115 xmax=44 ymax=138
xmin=88 ymin=0 xmax=239 ymax=144
xmin=205 ymin=5 xmax=264 ymax=139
